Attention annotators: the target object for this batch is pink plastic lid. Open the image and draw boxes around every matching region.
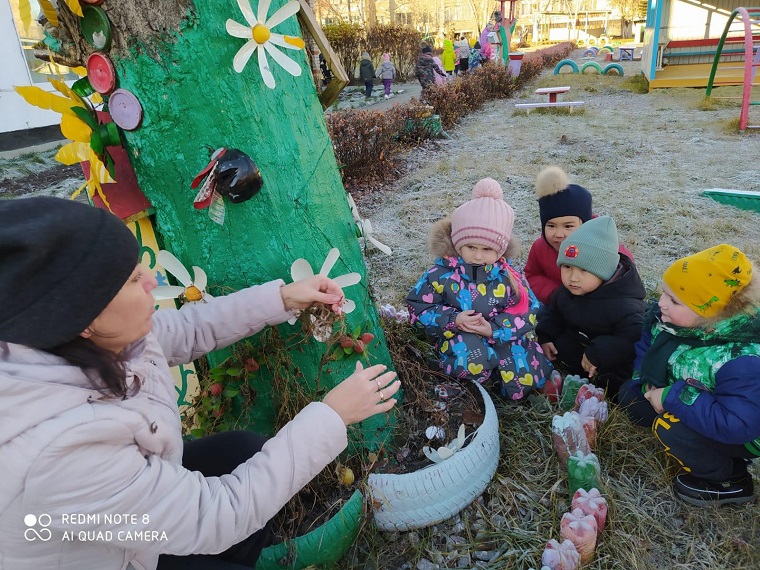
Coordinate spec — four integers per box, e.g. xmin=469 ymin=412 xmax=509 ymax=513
xmin=109 ymin=88 xmax=143 ymax=130
xmin=86 ymin=52 xmax=116 ymax=94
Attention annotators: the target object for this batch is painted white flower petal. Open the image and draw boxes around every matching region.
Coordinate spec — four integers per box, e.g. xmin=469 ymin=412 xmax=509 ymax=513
xmin=233 ymin=40 xmax=258 ymax=73
xmin=343 ymin=299 xmax=356 ymax=314
xmin=290 ymin=258 xmax=314 ymax=282
xmin=268 ymin=33 xmax=305 ymax=50
xmin=368 ymin=235 xmax=393 ymax=255
xmin=152 ymin=286 xmax=186 ymax=301
xmin=265 ymin=0 xmax=300 ymax=28
xmin=192 ymin=266 xmax=207 ymax=291
xmin=226 ymin=19 xmax=252 ymax=39
xmin=332 ymin=272 xmax=361 ymax=288
xmin=236 ymin=0 xmax=257 ymax=27
xmin=436 ymin=446 xmax=454 ymax=460
xmin=203 ymin=292 xmax=214 ymax=300
xmin=258 ymin=47 xmax=276 ymax=88
xmin=319 ymin=248 xmax=340 ymax=276
xmin=157 ymin=250 xmax=193 ymax=287
xmin=422 ymin=446 xmax=443 ymax=464
xmin=256 ymin=0 xmax=272 ymax=26
xmin=264 ymin=42 xmax=302 ymax=77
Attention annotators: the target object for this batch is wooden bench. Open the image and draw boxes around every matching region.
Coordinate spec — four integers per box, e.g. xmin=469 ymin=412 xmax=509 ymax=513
xmin=534 ymin=86 xmax=571 ymax=103
xmin=514 ymin=101 xmax=585 ymax=113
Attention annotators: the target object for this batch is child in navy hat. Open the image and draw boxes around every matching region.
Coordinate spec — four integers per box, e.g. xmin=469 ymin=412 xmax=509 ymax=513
xmin=525 ymin=166 xmax=633 ymax=304
xmin=536 ymin=216 xmax=646 ymax=399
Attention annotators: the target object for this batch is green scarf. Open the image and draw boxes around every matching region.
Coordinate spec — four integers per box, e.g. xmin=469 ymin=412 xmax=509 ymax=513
xmin=639 ymin=309 xmax=760 ymax=391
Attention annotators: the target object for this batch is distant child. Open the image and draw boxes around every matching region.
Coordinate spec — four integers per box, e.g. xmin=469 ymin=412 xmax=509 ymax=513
xmin=406 ymin=178 xmax=553 ymax=401
xmin=375 ymin=53 xmax=396 ymax=99
xmin=456 ymin=37 xmax=471 ymax=74
xmin=619 ymin=244 xmax=760 ymax=506
xmin=432 ymin=54 xmax=447 ymax=86
xmin=469 ymin=41 xmax=485 ymax=71
xmin=525 ymin=166 xmax=633 ymax=304
xmin=536 ymin=216 xmax=646 ymax=399
xmin=359 ymin=52 xmax=375 ymax=99
xmin=415 ymin=46 xmax=447 ymax=99
xmin=442 ymin=39 xmax=456 ymax=76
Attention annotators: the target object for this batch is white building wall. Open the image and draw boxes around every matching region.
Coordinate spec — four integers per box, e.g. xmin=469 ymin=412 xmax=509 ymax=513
xmin=0 ymin=0 xmax=62 ymax=134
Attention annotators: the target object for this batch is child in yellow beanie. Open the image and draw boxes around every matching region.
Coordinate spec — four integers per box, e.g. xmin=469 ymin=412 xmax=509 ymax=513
xmin=619 ymin=244 xmax=760 ymax=506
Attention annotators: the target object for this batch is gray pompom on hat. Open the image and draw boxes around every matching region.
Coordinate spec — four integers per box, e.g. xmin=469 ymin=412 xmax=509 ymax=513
xmin=0 ymin=197 xmax=139 ymax=349
xmin=556 ymin=216 xmax=620 ymax=281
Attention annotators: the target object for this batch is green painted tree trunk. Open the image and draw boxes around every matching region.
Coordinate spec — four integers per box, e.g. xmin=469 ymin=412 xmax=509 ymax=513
xmin=104 ymin=0 xmax=394 ymax=447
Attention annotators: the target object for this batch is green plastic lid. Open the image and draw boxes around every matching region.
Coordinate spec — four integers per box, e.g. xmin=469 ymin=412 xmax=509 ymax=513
xmin=80 ymin=6 xmax=112 ymax=51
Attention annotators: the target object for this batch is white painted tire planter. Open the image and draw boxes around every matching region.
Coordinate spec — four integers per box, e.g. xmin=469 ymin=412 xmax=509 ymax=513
xmin=367 ymin=381 xmax=500 ymax=531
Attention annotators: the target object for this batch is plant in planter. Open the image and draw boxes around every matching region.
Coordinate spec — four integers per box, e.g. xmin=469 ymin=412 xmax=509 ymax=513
xmin=365 ymin=319 xmax=500 ymax=531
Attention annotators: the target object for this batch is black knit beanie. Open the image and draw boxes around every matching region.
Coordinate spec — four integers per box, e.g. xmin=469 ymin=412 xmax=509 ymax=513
xmin=538 ymin=183 xmax=593 ymax=231
xmin=0 ymin=197 xmax=139 ymax=349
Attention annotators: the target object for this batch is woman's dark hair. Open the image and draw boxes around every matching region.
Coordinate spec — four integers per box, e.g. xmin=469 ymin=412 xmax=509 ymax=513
xmin=46 ymin=337 xmax=139 ymax=399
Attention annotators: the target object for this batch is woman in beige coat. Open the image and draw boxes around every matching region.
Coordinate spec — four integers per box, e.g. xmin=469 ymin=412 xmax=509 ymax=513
xmin=0 ymin=197 xmax=400 ymax=570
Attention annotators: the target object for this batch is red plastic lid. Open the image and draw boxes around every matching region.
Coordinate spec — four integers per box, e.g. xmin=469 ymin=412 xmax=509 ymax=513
xmin=109 ymin=88 xmax=143 ymax=130
xmin=86 ymin=52 xmax=116 ymax=94
xmin=81 ymin=0 xmax=105 ymax=4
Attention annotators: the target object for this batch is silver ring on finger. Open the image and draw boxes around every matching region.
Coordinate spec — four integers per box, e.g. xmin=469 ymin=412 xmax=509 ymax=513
xmin=376 ymin=379 xmax=382 ymax=390
xmin=379 ymin=391 xmax=384 ymax=401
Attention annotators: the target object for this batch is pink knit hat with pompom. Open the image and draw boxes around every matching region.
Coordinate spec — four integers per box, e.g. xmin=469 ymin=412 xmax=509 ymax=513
xmin=451 ymin=178 xmax=515 ymax=256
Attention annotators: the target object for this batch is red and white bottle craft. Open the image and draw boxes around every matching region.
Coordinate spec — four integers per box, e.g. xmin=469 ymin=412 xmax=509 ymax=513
xmin=572 ymin=487 xmax=608 ymax=532
xmin=560 ymin=508 xmax=598 ymax=564
xmin=551 ymin=411 xmax=591 ymax=467
xmin=574 ymin=383 xmax=605 ymax=410
xmin=578 ymin=396 xmax=609 ymax=423
xmin=541 ymin=538 xmax=580 ymax=570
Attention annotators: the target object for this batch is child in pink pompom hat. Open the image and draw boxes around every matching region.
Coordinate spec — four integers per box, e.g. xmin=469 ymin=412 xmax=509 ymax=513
xmin=375 ymin=53 xmax=397 ymax=99
xmin=406 ymin=178 xmax=553 ymax=401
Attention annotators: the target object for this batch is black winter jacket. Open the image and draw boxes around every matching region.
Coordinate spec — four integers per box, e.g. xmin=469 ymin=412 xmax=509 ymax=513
xmin=536 ymin=254 xmax=646 ymax=374
xmin=359 ymin=59 xmax=375 ymax=82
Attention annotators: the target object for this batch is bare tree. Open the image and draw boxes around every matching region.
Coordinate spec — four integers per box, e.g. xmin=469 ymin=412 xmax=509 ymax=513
xmin=465 ymin=0 xmax=495 ymax=34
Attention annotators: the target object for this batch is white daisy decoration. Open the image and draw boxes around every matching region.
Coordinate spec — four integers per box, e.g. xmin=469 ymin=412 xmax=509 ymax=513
xmin=153 ymin=250 xmax=214 ymax=304
xmin=288 ymin=248 xmax=361 ymax=342
xmin=226 ymin=0 xmax=305 ymax=89
xmin=347 ymin=193 xmax=393 ymax=256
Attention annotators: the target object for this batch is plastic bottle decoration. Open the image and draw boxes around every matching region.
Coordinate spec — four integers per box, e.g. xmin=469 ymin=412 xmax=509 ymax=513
xmin=579 ymin=414 xmax=598 ymax=448
xmin=288 ymin=248 xmax=360 ymax=342
xmin=578 ymin=396 xmax=609 ymax=424
xmin=560 ymin=508 xmax=598 ymax=564
xmin=574 ymin=383 xmax=604 ymax=410
xmin=541 ymin=539 xmax=580 ymax=570
xmin=192 ymin=148 xmax=264 ymax=225
xmin=567 ymin=452 xmax=601 ymax=496
xmin=559 ymin=374 xmax=588 ymax=411
xmin=152 ymin=251 xmax=214 ymax=304
xmin=423 ymin=424 xmax=466 ymax=463
xmin=551 ymin=412 xmax=591 ymax=467
xmin=346 ymin=193 xmax=392 ymax=255
xmin=541 ymin=369 xmax=563 ymax=403
xmin=572 ymin=488 xmax=608 ymax=532
xmin=225 ymin=0 xmax=306 ymax=88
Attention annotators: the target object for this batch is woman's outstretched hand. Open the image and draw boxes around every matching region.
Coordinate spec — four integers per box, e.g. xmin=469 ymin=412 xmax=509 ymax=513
xmin=323 ymin=362 xmax=400 ymax=426
xmin=280 ymin=275 xmax=346 ymax=313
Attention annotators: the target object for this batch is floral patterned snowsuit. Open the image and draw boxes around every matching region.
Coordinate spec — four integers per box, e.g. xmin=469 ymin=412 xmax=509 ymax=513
xmin=406 ymin=256 xmax=553 ymax=400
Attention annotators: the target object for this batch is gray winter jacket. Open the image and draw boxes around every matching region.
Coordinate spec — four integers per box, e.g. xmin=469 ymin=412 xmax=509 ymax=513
xmin=375 ymin=61 xmax=396 ymax=80
xmin=0 ymin=281 xmax=347 ymax=570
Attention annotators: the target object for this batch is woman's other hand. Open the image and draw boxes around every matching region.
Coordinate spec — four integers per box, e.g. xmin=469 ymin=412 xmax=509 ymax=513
xmin=323 ymin=362 xmax=400 ymax=425
xmin=280 ymin=275 xmax=345 ymax=313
